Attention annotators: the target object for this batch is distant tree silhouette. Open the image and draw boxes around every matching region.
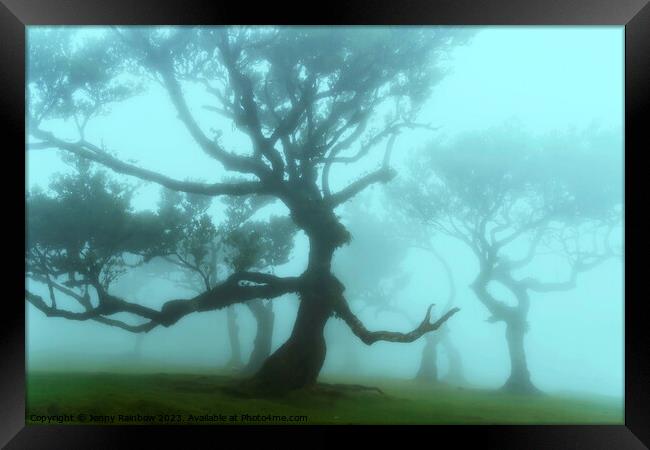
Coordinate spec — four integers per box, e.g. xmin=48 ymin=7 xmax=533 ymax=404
xmin=392 ymin=125 xmax=623 ymax=393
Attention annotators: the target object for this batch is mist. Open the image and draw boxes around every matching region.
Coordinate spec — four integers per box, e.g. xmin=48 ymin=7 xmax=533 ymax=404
xmin=25 ymin=26 xmax=624 ymax=424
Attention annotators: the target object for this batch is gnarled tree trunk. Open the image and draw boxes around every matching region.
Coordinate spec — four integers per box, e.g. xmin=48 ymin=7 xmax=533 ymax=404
xmin=473 ymin=269 xmax=539 ymax=394
xmin=502 ymin=319 xmax=538 ymax=394
xmin=248 ymin=290 xmax=332 ymax=392
xmin=245 ymin=205 xmax=349 ymax=393
xmin=244 ymin=206 xmax=458 ymax=393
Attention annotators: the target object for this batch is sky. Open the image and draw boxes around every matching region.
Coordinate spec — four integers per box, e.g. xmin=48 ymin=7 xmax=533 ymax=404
xmin=26 ymin=26 xmax=624 ymax=399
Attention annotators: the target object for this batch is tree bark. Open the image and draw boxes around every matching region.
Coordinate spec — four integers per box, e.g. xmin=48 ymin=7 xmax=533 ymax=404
xmin=242 ymin=299 xmax=275 ymax=375
xmin=241 ymin=204 xmax=350 ymax=393
xmin=473 ymin=268 xmax=539 ymax=394
xmin=247 ymin=251 xmax=344 ymax=393
xmin=247 ymin=292 xmax=332 ymax=392
xmin=502 ymin=319 xmax=539 ymax=394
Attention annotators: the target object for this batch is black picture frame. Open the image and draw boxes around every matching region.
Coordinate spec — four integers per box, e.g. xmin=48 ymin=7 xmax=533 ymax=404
xmin=2 ymin=0 xmax=648 ymax=447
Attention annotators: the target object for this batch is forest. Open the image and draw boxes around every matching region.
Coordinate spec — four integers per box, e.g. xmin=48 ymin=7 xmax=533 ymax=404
xmin=25 ymin=26 xmax=624 ymax=424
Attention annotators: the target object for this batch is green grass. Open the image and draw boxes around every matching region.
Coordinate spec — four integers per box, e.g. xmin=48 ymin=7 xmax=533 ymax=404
xmin=26 ymin=371 xmax=623 ymax=425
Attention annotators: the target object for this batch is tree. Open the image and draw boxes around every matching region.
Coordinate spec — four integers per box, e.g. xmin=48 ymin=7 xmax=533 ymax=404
xmin=26 ymin=158 xmax=180 ymax=333
xmin=27 ymin=26 xmax=469 ymax=392
xmin=139 ymin=191 xmax=297 ymax=373
xmin=26 ymin=159 xmax=295 ymax=371
xmin=392 ymin=125 xmax=623 ymax=393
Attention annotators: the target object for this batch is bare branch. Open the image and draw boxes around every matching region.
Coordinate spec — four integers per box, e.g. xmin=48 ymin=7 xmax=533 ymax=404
xmin=29 ymin=130 xmax=269 ymax=197
xmin=127 ymin=33 xmax=270 ymax=177
xmin=322 ymin=122 xmax=437 ymax=166
xmin=92 ymin=317 xmax=158 ymax=333
xmin=522 ymin=254 xmax=615 ymax=293
xmin=494 ymin=214 xmax=552 ymax=249
xmin=324 ymin=134 xmax=397 ymax=206
xmin=335 ymin=299 xmax=460 ymax=345
xmin=506 ymin=227 xmax=548 ymax=270
xmin=26 ymin=288 xmax=158 ymax=333
xmin=26 ymin=289 xmax=99 ymax=321
xmin=326 ymin=167 xmax=396 ymax=207
xmin=27 ymin=272 xmax=299 ymax=330
xmin=164 ymin=253 xmax=211 ymax=291
xmin=29 ymin=273 xmax=89 ymax=306
xmin=214 ymin=36 xmax=286 ymax=175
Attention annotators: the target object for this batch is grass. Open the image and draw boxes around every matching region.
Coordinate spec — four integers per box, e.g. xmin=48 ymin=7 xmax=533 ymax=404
xmin=25 ymin=370 xmax=623 ymax=425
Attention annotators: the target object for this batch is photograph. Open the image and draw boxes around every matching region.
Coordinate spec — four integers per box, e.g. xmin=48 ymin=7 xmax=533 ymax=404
xmin=23 ymin=25 xmax=626 ymax=426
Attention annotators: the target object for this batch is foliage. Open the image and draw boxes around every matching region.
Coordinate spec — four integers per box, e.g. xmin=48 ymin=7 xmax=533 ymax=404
xmin=26 ymin=158 xmax=172 ymax=291
xmin=27 ymin=28 xmax=141 ymax=134
xmin=28 ymin=26 xmax=471 ymax=190
xmin=390 ymin=123 xmax=623 ymax=267
xmin=155 ymin=188 xmax=217 ymax=287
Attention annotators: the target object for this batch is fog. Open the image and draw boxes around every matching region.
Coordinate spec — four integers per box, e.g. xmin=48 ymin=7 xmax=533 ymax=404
xmin=26 ymin=26 xmax=624 ymax=402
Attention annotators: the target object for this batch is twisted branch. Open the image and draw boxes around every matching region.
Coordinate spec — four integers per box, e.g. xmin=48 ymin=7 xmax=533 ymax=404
xmin=335 ymin=298 xmax=459 ymax=345
xmin=26 ymin=271 xmax=299 ymax=332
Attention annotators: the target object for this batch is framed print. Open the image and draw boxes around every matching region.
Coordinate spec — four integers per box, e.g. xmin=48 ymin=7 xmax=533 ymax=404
xmin=2 ymin=0 xmax=648 ymax=448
